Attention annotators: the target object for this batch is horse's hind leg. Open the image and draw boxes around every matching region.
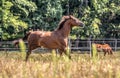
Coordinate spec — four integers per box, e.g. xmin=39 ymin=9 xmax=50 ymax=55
xmin=59 ymin=47 xmax=71 ymax=59
xmin=107 ymin=50 xmax=110 ymax=55
xmin=25 ymin=45 xmax=32 ymax=61
xmin=110 ymin=50 xmax=113 ymax=55
xmin=59 ymin=49 xmax=63 ymax=57
xmin=25 ymin=45 xmax=39 ymax=61
xmin=25 ymin=49 xmax=31 ymax=61
xmin=104 ymin=51 xmax=106 ymax=56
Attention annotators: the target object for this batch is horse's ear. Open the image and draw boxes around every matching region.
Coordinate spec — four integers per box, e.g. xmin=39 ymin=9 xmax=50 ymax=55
xmin=69 ymin=15 xmax=72 ymax=19
xmin=63 ymin=15 xmax=69 ymax=20
xmin=63 ymin=16 xmax=67 ymax=18
xmin=62 ymin=16 xmax=65 ymax=18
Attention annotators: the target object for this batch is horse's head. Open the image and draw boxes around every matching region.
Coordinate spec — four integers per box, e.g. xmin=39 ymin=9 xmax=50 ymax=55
xmin=64 ymin=15 xmax=84 ymax=27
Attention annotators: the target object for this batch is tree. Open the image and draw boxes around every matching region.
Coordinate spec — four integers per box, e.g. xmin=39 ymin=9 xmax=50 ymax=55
xmin=0 ymin=0 xmax=37 ymax=40
xmin=29 ymin=0 xmax=63 ymax=31
xmin=1 ymin=0 xmax=120 ymax=40
xmin=70 ymin=0 xmax=120 ymax=39
xmin=0 ymin=0 xmax=27 ymax=40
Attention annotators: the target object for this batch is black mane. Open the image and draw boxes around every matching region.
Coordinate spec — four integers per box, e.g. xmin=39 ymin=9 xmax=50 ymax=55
xmin=56 ymin=18 xmax=69 ymax=30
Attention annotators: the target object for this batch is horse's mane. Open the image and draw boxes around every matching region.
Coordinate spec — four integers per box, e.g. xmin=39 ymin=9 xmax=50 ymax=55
xmin=23 ymin=31 xmax=32 ymax=40
xmin=56 ymin=16 xmax=70 ymax=30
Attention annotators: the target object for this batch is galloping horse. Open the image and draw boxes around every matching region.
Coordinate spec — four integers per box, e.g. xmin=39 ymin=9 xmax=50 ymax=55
xmin=24 ymin=15 xmax=84 ymax=61
xmin=95 ymin=43 xmax=113 ymax=56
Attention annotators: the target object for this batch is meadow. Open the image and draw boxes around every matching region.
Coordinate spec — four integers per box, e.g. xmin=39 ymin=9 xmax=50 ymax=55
xmin=0 ymin=51 xmax=120 ymax=78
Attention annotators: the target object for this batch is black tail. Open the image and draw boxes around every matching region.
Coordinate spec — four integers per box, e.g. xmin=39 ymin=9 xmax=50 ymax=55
xmin=12 ymin=39 xmax=23 ymax=47
xmin=23 ymin=31 xmax=32 ymax=40
xmin=13 ymin=39 xmax=20 ymax=47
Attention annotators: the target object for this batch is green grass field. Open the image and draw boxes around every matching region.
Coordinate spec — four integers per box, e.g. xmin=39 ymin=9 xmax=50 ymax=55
xmin=0 ymin=51 xmax=120 ymax=78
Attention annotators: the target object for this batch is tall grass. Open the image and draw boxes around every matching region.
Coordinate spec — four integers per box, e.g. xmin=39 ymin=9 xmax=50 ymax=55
xmin=51 ymin=47 xmax=71 ymax=78
xmin=0 ymin=51 xmax=120 ymax=78
xmin=19 ymin=39 xmax=26 ymax=60
xmin=92 ymin=43 xmax=98 ymax=62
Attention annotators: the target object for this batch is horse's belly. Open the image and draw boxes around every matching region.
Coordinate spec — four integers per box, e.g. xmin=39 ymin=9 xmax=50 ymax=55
xmin=39 ymin=38 xmax=61 ymax=49
xmin=40 ymin=42 xmax=59 ymax=49
xmin=43 ymin=45 xmax=58 ymax=49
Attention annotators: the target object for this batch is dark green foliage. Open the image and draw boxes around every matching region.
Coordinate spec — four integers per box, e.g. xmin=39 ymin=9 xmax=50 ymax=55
xmin=29 ymin=0 xmax=63 ymax=31
xmin=0 ymin=0 xmax=29 ymax=40
xmin=0 ymin=0 xmax=120 ymax=40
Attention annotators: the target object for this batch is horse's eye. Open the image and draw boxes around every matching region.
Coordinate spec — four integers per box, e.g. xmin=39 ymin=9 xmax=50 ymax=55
xmin=72 ymin=19 xmax=76 ymax=21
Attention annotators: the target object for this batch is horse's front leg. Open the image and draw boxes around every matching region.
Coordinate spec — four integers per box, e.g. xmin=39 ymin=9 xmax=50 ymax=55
xmin=103 ymin=50 xmax=107 ymax=56
xmin=63 ymin=47 xmax=71 ymax=59
xmin=25 ymin=44 xmax=38 ymax=61
xmin=110 ymin=50 xmax=113 ymax=55
xmin=107 ymin=49 xmax=110 ymax=55
xmin=58 ymin=48 xmax=71 ymax=59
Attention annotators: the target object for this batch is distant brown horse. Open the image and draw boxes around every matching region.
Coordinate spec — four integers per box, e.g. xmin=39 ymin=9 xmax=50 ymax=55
xmin=95 ymin=43 xmax=113 ymax=56
xmin=24 ymin=15 xmax=84 ymax=61
xmin=102 ymin=44 xmax=113 ymax=56
xmin=95 ymin=44 xmax=103 ymax=52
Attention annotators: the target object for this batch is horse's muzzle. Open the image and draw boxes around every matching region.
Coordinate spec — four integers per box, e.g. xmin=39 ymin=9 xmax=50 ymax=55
xmin=79 ymin=23 xmax=85 ymax=28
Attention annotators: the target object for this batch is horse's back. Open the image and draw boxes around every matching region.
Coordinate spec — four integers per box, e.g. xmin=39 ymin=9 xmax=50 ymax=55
xmin=27 ymin=31 xmax=55 ymax=47
xmin=28 ymin=31 xmax=43 ymax=45
xmin=102 ymin=44 xmax=112 ymax=49
xmin=95 ymin=44 xmax=103 ymax=52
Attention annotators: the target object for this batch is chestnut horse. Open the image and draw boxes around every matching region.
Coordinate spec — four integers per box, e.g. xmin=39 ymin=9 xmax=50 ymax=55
xmin=24 ymin=15 xmax=84 ymax=61
xmin=96 ymin=44 xmax=103 ymax=52
xmin=102 ymin=44 xmax=113 ymax=56
xmin=95 ymin=43 xmax=113 ymax=56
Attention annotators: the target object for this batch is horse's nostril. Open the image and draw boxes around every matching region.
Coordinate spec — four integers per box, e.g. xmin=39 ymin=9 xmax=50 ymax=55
xmin=79 ymin=23 xmax=85 ymax=27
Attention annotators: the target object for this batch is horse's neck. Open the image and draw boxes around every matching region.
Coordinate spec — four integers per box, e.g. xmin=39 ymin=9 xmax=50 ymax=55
xmin=58 ymin=22 xmax=71 ymax=38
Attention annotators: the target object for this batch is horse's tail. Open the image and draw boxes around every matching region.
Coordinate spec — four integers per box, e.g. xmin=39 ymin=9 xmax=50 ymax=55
xmin=23 ymin=31 xmax=32 ymax=40
xmin=13 ymin=31 xmax=31 ymax=48
xmin=13 ymin=40 xmax=19 ymax=47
